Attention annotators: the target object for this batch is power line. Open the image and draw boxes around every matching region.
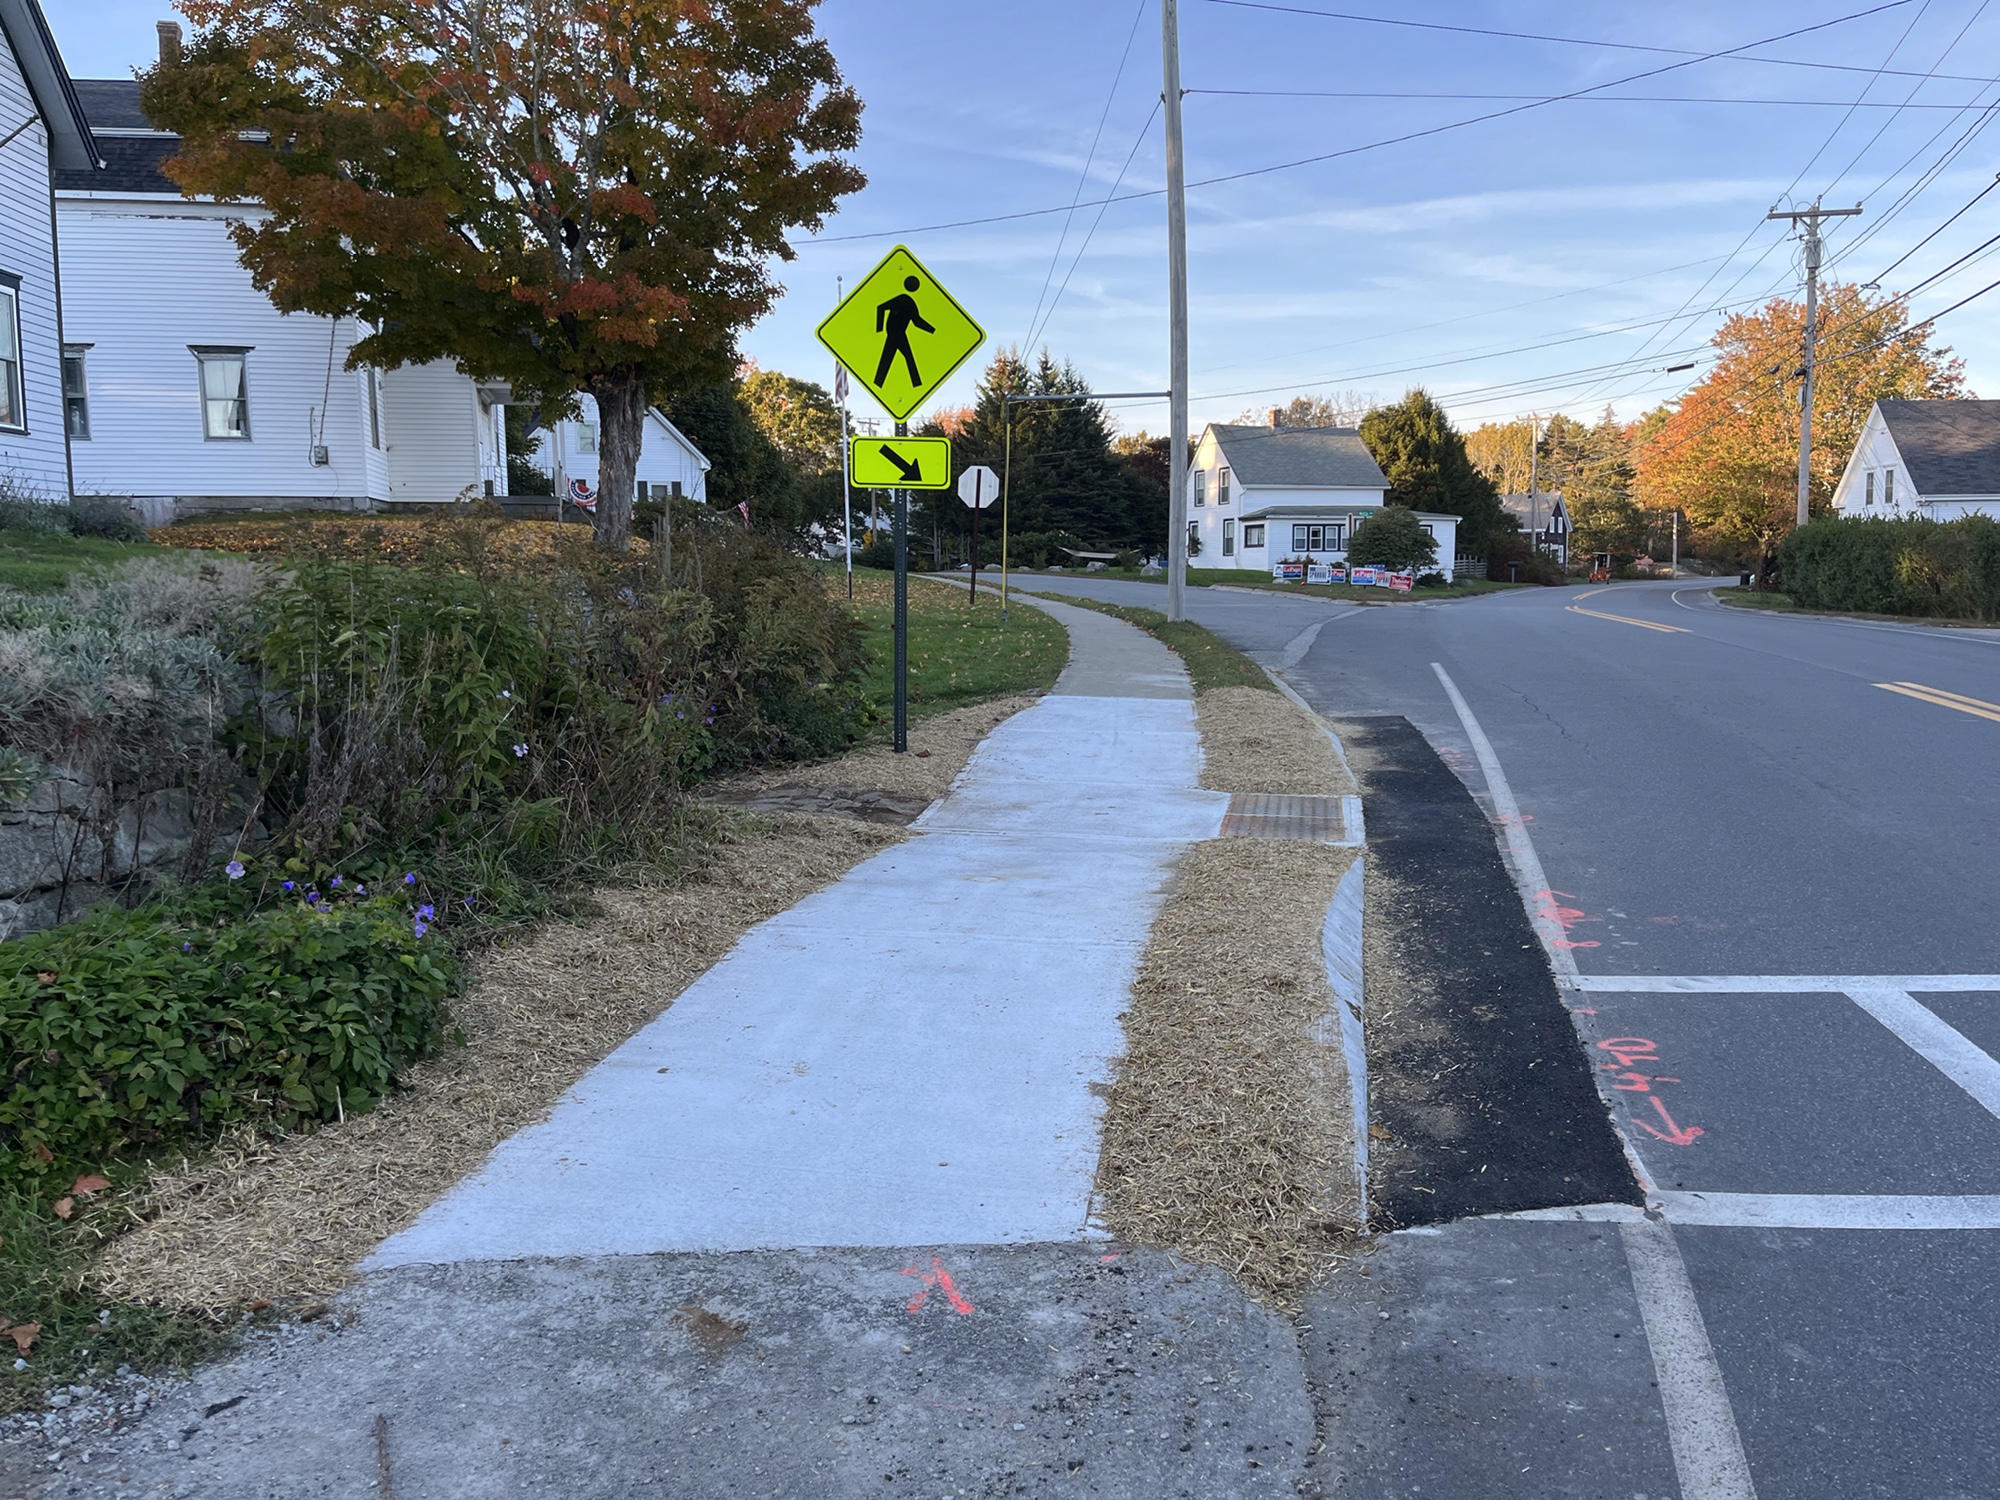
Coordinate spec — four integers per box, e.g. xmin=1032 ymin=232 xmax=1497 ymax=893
xmin=1187 ymin=88 xmax=1993 ymax=109
xmin=799 ymin=1 xmax=1925 ymax=245
xmin=1027 ymin=99 xmax=1162 ymax=354
xmin=1201 ymin=0 xmax=1990 ymax=87
xmin=1822 ymin=0 xmax=1991 ymax=198
xmin=1862 ymin=172 xmax=2000 ymax=284
xmin=1020 ymin=0 xmax=1150 ymax=353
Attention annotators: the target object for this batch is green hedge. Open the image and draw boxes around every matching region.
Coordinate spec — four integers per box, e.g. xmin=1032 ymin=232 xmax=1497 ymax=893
xmin=1 ymin=898 xmax=453 ymax=1185
xmin=1779 ymin=515 xmax=2000 ymax=620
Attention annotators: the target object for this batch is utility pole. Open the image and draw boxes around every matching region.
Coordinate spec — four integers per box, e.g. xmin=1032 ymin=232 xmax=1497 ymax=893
xmin=1162 ymin=0 xmax=1190 ymax=622
xmin=1767 ymin=201 xmax=1860 ymax=529
xmin=1526 ymin=413 xmax=1540 ymax=555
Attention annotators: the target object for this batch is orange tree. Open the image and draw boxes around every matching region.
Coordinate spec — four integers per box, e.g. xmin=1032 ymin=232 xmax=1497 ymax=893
xmin=144 ymin=0 xmax=863 ymax=552
xmin=1634 ymin=282 xmax=1963 ymax=576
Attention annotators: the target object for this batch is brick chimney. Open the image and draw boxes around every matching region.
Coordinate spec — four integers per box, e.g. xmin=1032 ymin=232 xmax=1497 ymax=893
xmin=157 ymin=20 xmax=183 ymax=66
xmin=1268 ymin=407 xmax=1281 ymax=429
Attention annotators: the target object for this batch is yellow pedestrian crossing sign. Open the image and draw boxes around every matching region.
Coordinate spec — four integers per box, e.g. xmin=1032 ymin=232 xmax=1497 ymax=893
xmin=816 ymin=246 xmax=985 ymax=422
xmin=849 ymin=435 xmax=953 ymax=490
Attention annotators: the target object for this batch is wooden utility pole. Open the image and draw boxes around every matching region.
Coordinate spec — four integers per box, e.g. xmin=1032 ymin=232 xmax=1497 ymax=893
xmin=1162 ymin=0 xmax=1190 ymax=621
xmin=1767 ymin=201 xmax=1861 ymax=528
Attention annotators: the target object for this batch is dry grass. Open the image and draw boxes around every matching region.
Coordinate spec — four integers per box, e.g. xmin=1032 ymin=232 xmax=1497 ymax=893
xmin=1095 ymin=840 xmax=1361 ymax=1303
xmin=713 ymin=693 xmax=1040 ymax=805
xmin=90 ymin=811 xmax=900 ymax=1312
xmin=153 ymin=514 xmax=639 ymax=573
xmin=1197 ymin=684 xmax=1357 ymax=796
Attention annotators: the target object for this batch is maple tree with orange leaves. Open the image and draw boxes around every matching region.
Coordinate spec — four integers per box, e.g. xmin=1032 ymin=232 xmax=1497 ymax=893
xmin=1633 ymin=282 xmax=1964 ymax=578
xmin=144 ymin=0 xmax=864 ymax=551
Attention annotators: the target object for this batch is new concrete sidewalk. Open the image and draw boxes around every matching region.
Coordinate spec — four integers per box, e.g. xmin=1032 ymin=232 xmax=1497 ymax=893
xmin=371 ymin=596 xmax=1233 ymax=1267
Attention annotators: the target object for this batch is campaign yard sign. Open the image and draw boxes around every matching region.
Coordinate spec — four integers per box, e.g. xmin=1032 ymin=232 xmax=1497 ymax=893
xmin=1306 ymin=563 xmax=1335 ymax=585
xmin=1349 ymin=565 xmax=1381 ymax=586
xmin=1273 ymin=560 xmax=1306 ymax=582
xmin=1387 ymin=571 xmax=1415 ymax=592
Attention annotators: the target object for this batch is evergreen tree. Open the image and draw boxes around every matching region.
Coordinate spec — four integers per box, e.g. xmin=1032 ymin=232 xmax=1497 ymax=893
xmin=1358 ymin=389 xmax=1512 ymax=555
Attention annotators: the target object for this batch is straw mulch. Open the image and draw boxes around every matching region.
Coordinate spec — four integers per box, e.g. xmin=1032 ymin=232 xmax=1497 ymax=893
xmin=1095 ymin=839 xmax=1361 ymax=1304
xmin=712 ymin=693 xmax=1040 ymax=804
xmin=1196 ymin=684 xmax=1357 ymax=796
xmin=90 ymin=811 xmax=900 ymax=1312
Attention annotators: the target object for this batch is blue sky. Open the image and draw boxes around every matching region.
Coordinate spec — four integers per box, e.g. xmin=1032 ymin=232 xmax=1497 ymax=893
xmin=47 ymin=1 xmax=2000 ymax=438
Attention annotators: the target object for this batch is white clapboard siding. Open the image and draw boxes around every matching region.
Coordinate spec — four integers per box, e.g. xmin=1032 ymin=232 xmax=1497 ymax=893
xmin=58 ymin=197 xmax=375 ymax=503
xmin=381 ymin=359 xmax=484 ymax=502
xmin=0 ymin=36 xmax=73 ymax=498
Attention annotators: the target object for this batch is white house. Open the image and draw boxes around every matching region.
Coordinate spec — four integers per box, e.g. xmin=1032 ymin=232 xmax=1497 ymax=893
xmin=532 ymin=398 xmax=710 ymax=508
xmin=1833 ymin=398 xmax=2000 ymax=521
xmin=0 ymin=0 xmax=99 ymax=500
xmin=50 ymin=29 xmax=508 ymax=525
xmin=1187 ymin=416 xmax=1460 ymax=573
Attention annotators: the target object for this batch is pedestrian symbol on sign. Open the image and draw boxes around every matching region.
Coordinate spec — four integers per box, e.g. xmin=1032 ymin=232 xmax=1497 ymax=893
xmin=817 ymin=245 xmax=986 ymax=421
xmin=875 ymin=276 xmax=936 ymax=387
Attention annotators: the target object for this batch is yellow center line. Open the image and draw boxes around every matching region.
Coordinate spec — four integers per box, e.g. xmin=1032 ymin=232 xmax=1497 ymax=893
xmin=1565 ymin=604 xmax=1689 ymax=634
xmin=1877 ymin=681 xmax=2000 ymax=724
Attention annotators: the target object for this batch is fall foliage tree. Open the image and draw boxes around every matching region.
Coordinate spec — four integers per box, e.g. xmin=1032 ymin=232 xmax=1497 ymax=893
xmin=1464 ymin=417 xmax=1537 ymax=496
xmin=145 ymin=0 xmax=864 ymax=551
xmin=1635 ymin=282 xmax=1964 ymax=575
xmin=1232 ymin=390 xmax=1378 ymax=429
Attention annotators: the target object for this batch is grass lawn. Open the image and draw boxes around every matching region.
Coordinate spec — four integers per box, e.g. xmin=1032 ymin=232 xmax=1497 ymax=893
xmin=1713 ymin=586 xmax=1802 ymax=613
xmin=0 ymin=527 xmax=155 ymax=592
xmin=847 ymin=569 xmax=1069 ymax=719
xmin=1023 ymin=591 xmax=1271 ymax=693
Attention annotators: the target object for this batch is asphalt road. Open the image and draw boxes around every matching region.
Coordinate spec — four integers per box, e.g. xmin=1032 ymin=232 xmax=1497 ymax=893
xmin=1020 ymin=572 xmax=2000 ymax=1500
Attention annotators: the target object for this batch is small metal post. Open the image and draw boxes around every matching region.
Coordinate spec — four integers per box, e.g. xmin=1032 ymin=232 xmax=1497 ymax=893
xmin=893 ymin=420 xmax=909 ymax=753
xmin=969 ymin=469 xmax=982 ymax=602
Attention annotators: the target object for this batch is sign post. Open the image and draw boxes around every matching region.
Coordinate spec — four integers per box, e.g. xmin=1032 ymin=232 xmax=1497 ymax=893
xmin=816 ymin=246 xmax=986 ymax=753
xmin=958 ymin=463 xmax=999 ymax=601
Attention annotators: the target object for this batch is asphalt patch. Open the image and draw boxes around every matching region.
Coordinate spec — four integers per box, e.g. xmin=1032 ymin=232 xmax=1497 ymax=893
xmin=1335 ymin=715 xmax=1637 ymax=1228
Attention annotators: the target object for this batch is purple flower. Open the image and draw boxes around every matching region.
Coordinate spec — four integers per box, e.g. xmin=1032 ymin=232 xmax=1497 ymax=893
xmin=413 ymin=919 xmax=429 ymax=938
xmin=354 ymin=884 xmax=367 ymax=896
xmin=404 ymin=872 xmax=417 ymax=886
xmin=315 ymin=902 xmax=332 ymax=913
xmin=499 ymin=689 xmax=512 ymax=700
xmin=417 ymin=904 xmax=435 ymax=922
xmin=305 ymin=891 xmax=320 ymax=905
xmin=225 ymin=860 xmax=245 ymax=880
xmin=281 ymin=880 xmax=295 ymax=893
xmin=182 ymin=942 xmax=192 ymax=953
xmin=463 ymin=896 xmax=475 ymax=908
xmin=330 ymin=875 xmax=342 ymax=887
xmin=513 ymin=742 xmax=529 ymax=758
xmin=704 ymin=715 xmax=715 ymax=725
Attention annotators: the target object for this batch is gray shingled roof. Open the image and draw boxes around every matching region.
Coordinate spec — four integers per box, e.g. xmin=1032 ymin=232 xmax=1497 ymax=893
xmin=1208 ymin=424 xmax=1387 ymax=489
xmin=52 ymin=79 xmax=180 ymax=194
xmin=1877 ymin=399 xmax=2000 ymax=497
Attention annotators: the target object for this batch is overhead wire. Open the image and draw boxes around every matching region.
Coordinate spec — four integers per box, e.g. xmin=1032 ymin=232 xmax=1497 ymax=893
xmin=1019 ymin=0 xmax=1151 ymax=355
xmin=801 ymin=0 xmax=1922 ymax=245
xmin=1026 ymin=99 xmax=1163 ymax=354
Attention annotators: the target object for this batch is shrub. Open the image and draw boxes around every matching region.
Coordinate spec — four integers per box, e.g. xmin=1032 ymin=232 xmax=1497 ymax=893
xmin=1779 ymin=515 xmax=2000 ymax=620
xmin=1415 ymin=571 xmax=1450 ymax=589
xmin=65 ymin=498 xmax=149 ymax=543
xmin=1347 ymin=505 xmax=1439 ymax=570
xmin=0 ymin=895 xmax=452 ymax=1184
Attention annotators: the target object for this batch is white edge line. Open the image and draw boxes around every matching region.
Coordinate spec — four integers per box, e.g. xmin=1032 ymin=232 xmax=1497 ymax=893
xmin=1499 ymin=1192 xmax=2000 ymax=1229
xmin=1429 ymin=662 xmax=1578 ymax=981
xmin=1319 ymin=857 xmax=1368 ymax=1222
xmin=1576 ymin=975 xmax=2000 ymax=992
xmin=1845 ymin=988 xmax=2000 ymax=1121
xmin=1621 ymin=1218 xmax=1759 ymax=1500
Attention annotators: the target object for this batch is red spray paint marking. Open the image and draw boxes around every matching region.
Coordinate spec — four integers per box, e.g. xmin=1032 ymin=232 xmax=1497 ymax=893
xmin=901 ymin=1257 xmax=975 ymax=1316
xmin=1534 ymin=889 xmax=1602 ymax=950
xmin=1633 ymin=1095 xmax=1704 ymax=1147
xmin=1099 ymin=1253 xmax=1121 ymax=1263
xmin=1594 ymin=1038 xmax=1704 ymax=1146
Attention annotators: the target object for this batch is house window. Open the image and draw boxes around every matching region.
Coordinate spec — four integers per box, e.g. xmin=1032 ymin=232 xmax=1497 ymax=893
xmin=0 ymin=279 xmax=22 ymax=432
xmin=1864 ymin=471 xmax=1874 ymax=506
xmin=1222 ymin=519 xmax=1235 ymax=557
xmin=577 ymin=422 xmax=599 ymax=454
xmin=1194 ymin=470 xmax=1206 ymax=506
xmin=1292 ymin=522 xmax=1345 ymax=553
xmin=366 ymin=367 xmax=383 ymax=449
xmin=1884 ymin=468 xmax=1894 ymax=506
xmin=1243 ymin=523 xmax=1265 ymax=548
xmin=1420 ymin=522 xmax=1434 ymax=537
xmin=1218 ymin=467 xmax=1231 ymax=505
xmin=62 ymin=347 xmax=90 ymax=440
xmin=192 ymin=348 xmax=251 ymax=439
